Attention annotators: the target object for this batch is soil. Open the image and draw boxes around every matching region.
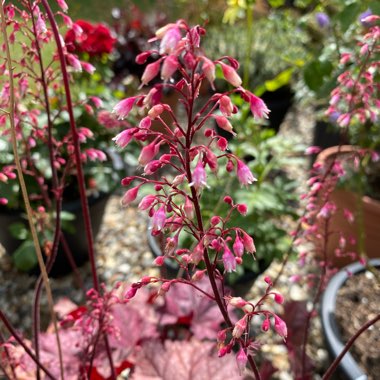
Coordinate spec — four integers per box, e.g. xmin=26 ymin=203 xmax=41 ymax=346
xmin=335 ymin=269 xmax=380 ymax=379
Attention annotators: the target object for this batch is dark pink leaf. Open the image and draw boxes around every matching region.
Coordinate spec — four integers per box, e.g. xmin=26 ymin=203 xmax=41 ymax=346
xmin=131 ymin=340 xmax=242 ymax=380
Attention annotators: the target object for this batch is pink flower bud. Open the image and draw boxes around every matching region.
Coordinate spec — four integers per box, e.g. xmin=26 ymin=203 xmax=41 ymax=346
xmin=242 ymin=232 xmax=256 ymax=254
xmin=165 ymin=234 xmax=178 ymax=256
xmin=113 ymin=96 xmax=138 ymax=119
xmin=248 ymin=93 xmax=270 ymax=119
xmin=192 ymin=269 xmax=206 ymax=282
xmin=262 ymin=318 xmax=270 ymax=332
xmin=217 ymin=329 xmax=227 ymax=343
xmin=233 ymin=235 xmax=244 ymax=257
xmin=236 ymin=348 xmax=248 ymax=375
xmin=219 ymin=62 xmax=242 ymax=87
xmin=67 ymin=53 xmax=82 ymax=72
xmin=144 ymin=160 xmax=163 ymax=175
xmin=223 ymin=196 xmax=233 ymax=205
xmin=210 ymin=216 xmax=221 ymax=225
xmin=141 ymin=61 xmax=161 ymax=86
xmin=232 ymin=316 xmax=247 ymax=339
xmin=0 ymin=198 xmax=8 ymax=205
xmin=57 ymin=0 xmax=68 ymax=12
xmin=136 ymin=51 xmax=152 ymax=64
xmin=148 ymin=104 xmax=164 ymax=119
xmin=138 ymin=140 xmax=161 ymax=166
xmin=274 ymin=315 xmax=287 ymax=340
xmin=189 ymin=162 xmax=208 ymax=190
xmin=161 ymin=55 xmax=179 ymax=81
xmin=112 ymin=128 xmax=136 ymax=148
xmin=219 ymin=95 xmax=234 ymax=116
xmin=274 ymin=293 xmax=284 ymax=304
xmin=218 ymin=345 xmax=228 ymax=357
xmin=152 ymin=206 xmax=166 ymax=234
xmin=190 ymin=241 xmax=204 ymax=265
xmin=237 ymin=204 xmax=248 ymax=215
xmin=139 ymin=116 xmax=152 ymax=129
xmin=237 ymin=160 xmax=257 ymax=186
xmin=223 ymin=246 xmax=236 ymax=272
xmin=125 ymin=286 xmax=138 ymax=299
xmin=229 ymin=297 xmax=247 ymax=308
xmin=154 ymin=255 xmax=165 ymax=266
xmin=121 ymin=186 xmax=140 ymax=207
xmin=217 ymin=137 xmax=228 ymax=151
xmin=264 ymin=276 xmax=272 ymax=285
xmin=159 ymin=26 xmax=181 ymax=54
xmin=226 ymin=160 xmax=234 ymax=172
xmin=202 ymin=57 xmax=216 ymax=88
xmin=214 ymin=115 xmax=236 ymax=136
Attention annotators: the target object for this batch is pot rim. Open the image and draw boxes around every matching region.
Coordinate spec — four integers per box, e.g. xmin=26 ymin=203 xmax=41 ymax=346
xmin=321 ymin=258 xmax=380 ymax=380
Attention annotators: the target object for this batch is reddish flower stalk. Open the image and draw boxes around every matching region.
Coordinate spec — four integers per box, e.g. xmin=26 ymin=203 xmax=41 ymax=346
xmin=114 ymin=20 xmax=285 ymax=379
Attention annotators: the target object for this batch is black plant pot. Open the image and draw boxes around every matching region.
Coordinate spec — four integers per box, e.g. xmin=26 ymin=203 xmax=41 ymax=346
xmin=321 ymin=259 xmax=380 ymax=380
xmin=147 ymin=225 xmax=270 ymax=296
xmin=0 ymin=192 xmax=110 ymax=277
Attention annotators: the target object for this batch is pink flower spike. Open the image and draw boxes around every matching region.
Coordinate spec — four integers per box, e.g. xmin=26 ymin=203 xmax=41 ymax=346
xmin=141 ymin=61 xmax=161 ymax=87
xmin=213 ymin=115 xmax=236 ymax=136
xmin=274 ymin=315 xmax=287 ymax=340
xmin=249 ymin=93 xmax=270 ymax=119
xmin=236 ymin=160 xmax=257 ymax=186
xmin=189 ymin=161 xmax=208 ymax=190
xmin=151 ymin=206 xmax=166 ymax=234
xmin=236 ymin=348 xmax=248 ymax=376
xmin=148 ymin=104 xmax=164 ymax=119
xmin=219 ymin=62 xmax=242 ymax=87
xmin=223 ymin=246 xmax=236 ymax=272
xmin=113 ymin=96 xmax=138 ymax=119
xmin=139 ymin=116 xmax=152 ymax=129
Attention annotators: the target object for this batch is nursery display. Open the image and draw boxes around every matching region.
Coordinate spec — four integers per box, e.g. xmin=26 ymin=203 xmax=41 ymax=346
xmin=0 ymin=6 xmax=127 ymax=274
xmin=0 ymin=1 xmax=379 ymax=380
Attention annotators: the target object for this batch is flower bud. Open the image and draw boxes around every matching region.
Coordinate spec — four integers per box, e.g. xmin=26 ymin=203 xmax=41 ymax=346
xmin=232 ymin=316 xmax=247 ymax=339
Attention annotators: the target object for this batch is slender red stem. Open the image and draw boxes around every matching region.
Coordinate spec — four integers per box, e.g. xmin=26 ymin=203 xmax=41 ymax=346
xmin=322 ymin=313 xmax=380 ymax=380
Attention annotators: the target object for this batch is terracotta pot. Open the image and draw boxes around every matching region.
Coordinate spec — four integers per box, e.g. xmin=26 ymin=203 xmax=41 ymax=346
xmin=316 ymin=146 xmax=380 ymax=267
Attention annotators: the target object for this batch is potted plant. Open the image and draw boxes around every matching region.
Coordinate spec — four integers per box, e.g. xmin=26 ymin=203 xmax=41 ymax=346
xmin=312 ymin=16 xmax=380 ymax=267
xmin=321 ymin=259 xmax=380 ymax=379
xmin=0 ymin=4 xmax=127 ymax=275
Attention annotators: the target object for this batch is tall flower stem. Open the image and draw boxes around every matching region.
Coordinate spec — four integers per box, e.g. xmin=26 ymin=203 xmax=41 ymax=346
xmin=0 ymin=3 xmax=65 ymax=380
xmin=27 ymin=2 xmax=64 ymax=377
xmin=40 ymin=2 xmax=116 ymax=377
xmin=184 ymin=79 xmax=261 ymax=380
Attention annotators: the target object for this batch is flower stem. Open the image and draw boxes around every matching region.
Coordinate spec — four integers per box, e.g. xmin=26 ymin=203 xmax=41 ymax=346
xmin=322 ymin=313 xmax=380 ymax=380
xmin=0 ymin=4 xmax=64 ymax=379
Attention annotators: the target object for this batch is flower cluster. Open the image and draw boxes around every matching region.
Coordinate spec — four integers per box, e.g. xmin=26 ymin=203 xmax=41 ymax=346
xmin=64 ymin=19 xmax=116 ymax=56
xmin=326 ymin=15 xmax=380 ymax=132
xmin=112 ymin=19 xmax=281 ymax=373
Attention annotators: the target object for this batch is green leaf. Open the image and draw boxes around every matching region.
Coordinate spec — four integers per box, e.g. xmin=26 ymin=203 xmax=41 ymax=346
xmin=9 ymin=222 xmax=28 ymax=240
xmin=268 ymin=0 xmax=286 ymax=8
xmin=303 ymin=60 xmax=333 ymax=92
xmin=264 ymin=68 xmax=294 ymax=92
xmin=338 ymin=3 xmax=361 ymax=32
xmin=12 ymin=240 xmax=38 ymax=271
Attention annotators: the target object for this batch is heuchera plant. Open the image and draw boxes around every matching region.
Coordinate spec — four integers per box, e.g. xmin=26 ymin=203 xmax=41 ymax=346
xmin=112 ymin=19 xmax=286 ymax=377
